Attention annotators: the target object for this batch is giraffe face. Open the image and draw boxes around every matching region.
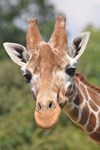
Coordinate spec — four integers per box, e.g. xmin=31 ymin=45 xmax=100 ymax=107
xmin=3 ymin=16 xmax=90 ymax=129
xmin=21 ymin=44 xmax=77 ymax=107
xmin=20 ymin=43 xmax=78 ymax=128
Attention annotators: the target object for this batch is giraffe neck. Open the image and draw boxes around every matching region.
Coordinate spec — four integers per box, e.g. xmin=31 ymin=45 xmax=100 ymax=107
xmin=64 ymin=73 xmax=100 ymax=143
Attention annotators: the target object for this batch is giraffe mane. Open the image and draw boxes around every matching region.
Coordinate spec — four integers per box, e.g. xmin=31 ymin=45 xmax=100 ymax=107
xmin=75 ymin=73 xmax=100 ymax=94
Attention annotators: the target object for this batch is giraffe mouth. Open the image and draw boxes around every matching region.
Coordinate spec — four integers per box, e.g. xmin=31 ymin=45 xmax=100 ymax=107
xmin=58 ymin=99 xmax=68 ymax=108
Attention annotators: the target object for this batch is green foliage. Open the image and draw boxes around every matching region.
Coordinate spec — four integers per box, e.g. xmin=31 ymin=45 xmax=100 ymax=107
xmin=78 ymin=26 xmax=100 ymax=86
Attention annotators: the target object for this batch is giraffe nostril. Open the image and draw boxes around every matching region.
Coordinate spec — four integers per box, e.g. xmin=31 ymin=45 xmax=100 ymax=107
xmin=36 ymin=101 xmax=55 ymax=111
xmin=36 ymin=102 xmax=42 ymax=112
xmin=48 ymin=101 xmax=55 ymax=110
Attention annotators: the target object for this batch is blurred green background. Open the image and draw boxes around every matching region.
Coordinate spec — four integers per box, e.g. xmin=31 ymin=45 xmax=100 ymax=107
xmin=0 ymin=0 xmax=100 ymax=149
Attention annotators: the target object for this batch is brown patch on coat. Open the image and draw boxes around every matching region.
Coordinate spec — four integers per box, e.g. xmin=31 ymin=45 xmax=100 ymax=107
xmin=87 ymin=112 xmax=96 ymax=132
xmin=68 ymin=107 xmax=79 ymax=121
xmin=88 ymin=87 xmax=100 ymax=107
xmin=90 ymin=127 xmax=100 ymax=143
xmin=80 ymin=83 xmax=88 ymax=100
xmin=74 ymin=94 xmax=83 ymax=105
xmin=79 ymin=103 xmax=90 ymax=125
xmin=89 ymin=100 xmax=99 ymax=112
xmin=74 ymin=90 xmax=83 ymax=105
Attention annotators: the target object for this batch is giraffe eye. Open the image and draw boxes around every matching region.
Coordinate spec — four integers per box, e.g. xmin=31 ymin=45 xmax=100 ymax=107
xmin=23 ymin=70 xmax=32 ymax=83
xmin=65 ymin=68 xmax=76 ymax=77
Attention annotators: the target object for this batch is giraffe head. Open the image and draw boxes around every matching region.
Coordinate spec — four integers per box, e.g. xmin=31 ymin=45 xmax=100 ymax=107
xmin=3 ymin=16 xmax=90 ymax=129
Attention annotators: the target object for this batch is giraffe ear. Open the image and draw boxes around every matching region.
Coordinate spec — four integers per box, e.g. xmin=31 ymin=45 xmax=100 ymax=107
xmin=68 ymin=32 xmax=90 ymax=60
xmin=3 ymin=42 xmax=29 ymax=66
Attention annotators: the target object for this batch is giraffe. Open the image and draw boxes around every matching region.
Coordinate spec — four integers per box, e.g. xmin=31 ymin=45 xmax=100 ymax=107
xmin=3 ymin=16 xmax=100 ymax=143
xmin=70 ymin=73 xmax=100 ymax=143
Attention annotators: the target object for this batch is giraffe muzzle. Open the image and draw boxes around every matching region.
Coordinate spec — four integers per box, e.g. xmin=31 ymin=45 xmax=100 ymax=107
xmin=34 ymin=101 xmax=61 ymax=129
